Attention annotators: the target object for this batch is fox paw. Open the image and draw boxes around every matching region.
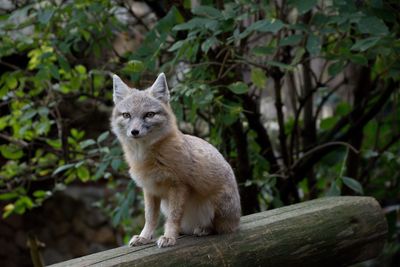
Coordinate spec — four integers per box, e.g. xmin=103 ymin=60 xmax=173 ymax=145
xmin=193 ymin=227 xmax=212 ymax=237
xmin=129 ymin=235 xmax=152 ymax=247
xmin=157 ymin=235 xmax=176 ymax=248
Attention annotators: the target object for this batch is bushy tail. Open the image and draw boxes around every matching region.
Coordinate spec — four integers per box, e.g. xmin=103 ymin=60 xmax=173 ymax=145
xmin=213 ymin=190 xmax=241 ymax=234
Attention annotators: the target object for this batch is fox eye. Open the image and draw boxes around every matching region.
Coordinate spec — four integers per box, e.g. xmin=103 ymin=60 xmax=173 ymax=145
xmin=144 ymin=112 xmax=156 ymax=118
xmin=122 ymin=112 xmax=131 ymax=119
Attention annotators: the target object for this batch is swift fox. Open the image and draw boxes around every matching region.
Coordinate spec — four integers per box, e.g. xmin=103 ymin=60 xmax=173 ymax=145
xmin=111 ymin=73 xmax=241 ymax=248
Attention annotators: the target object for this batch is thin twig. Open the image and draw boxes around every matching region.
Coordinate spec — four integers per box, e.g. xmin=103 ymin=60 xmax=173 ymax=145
xmin=217 ymin=50 xmax=231 ymax=79
xmin=290 ymin=141 xmax=359 ymax=171
xmin=0 ymin=60 xmax=21 ymax=71
xmin=0 ymin=133 xmax=29 ymax=147
xmin=361 ymin=132 xmax=400 ymax=181
xmin=313 ymin=79 xmax=346 ymax=122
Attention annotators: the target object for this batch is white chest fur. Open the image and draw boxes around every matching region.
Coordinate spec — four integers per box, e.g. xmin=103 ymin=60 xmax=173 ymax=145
xmin=126 ymin=141 xmax=148 ymax=162
xmin=130 ymin=169 xmax=169 ymax=197
xmin=124 ymin=140 xmax=172 ymax=197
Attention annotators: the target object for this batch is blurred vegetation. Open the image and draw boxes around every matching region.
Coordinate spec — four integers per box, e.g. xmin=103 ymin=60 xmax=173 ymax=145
xmin=0 ymin=0 xmax=399 ymax=264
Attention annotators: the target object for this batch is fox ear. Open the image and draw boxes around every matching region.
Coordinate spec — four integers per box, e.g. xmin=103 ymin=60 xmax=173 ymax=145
xmin=149 ymin=73 xmax=169 ymax=103
xmin=113 ymin=74 xmax=130 ymax=104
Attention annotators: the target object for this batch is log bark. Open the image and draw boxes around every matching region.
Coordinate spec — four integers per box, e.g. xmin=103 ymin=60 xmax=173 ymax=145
xmin=49 ymin=197 xmax=387 ymax=267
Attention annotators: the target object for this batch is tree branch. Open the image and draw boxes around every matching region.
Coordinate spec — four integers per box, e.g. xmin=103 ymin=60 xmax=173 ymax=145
xmin=292 ymin=80 xmax=397 ymax=183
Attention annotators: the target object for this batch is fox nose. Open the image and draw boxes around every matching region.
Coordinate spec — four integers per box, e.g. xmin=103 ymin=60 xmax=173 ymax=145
xmin=131 ymin=129 xmax=140 ymax=136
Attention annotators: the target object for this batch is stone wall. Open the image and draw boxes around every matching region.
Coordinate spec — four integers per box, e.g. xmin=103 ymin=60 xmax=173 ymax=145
xmin=0 ymin=188 xmax=120 ymax=267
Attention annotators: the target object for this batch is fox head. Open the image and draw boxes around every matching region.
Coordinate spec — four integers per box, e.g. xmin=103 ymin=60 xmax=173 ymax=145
xmin=111 ymin=73 xmax=176 ymax=144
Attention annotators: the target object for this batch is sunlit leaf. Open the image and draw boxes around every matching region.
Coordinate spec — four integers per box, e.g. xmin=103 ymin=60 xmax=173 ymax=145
xmin=53 ymin=163 xmax=75 ymax=175
xmin=251 ymin=68 xmax=267 ymax=88
xmin=0 ymin=144 xmax=24 ymax=160
xmin=77 ymin=165 xmax=90 ymax=182
xmin=228 ymin=82 xmax=249 ymax=94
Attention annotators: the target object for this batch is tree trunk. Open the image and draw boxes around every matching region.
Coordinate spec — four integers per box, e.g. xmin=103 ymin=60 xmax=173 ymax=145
xmin=50 ymin=197 xmax=387 ymax=267
xmin=345 ymin=66 xmax=371 ymax=189
xmin=231 ymin=119 xmax=260 ymax=215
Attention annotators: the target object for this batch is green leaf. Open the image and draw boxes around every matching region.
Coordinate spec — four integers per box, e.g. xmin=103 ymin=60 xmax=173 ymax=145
xmin=328 ymin=61 xmax=345 ymax=76
xmin=239 ymin=19 xmax=285 ymax=40
xmin=351 ymin=37 xmax=380 ymax=52
xmin=38 ymin=8 xmax=54 ymax=24
xmin=58 ymin=55 xmax=71 ymax=72
xmin=65 ymin=174 xmax=76 ymax=184
xmin=279 ymin=34 xmax=302 ymax=46
xmin=123 ymin=60 xmax=145 ymax=73
xmin=349 ymin=54 xmax=367 ymax=66
xmin=250 ymin=19 xmax=284 ymax=33
xmin=80 ymin=139 xmax=96 ymax=149
xmin=75 ymin=65 xmax=86 ymax=75
xmin=94 ymin=161 xmax=108 ymax=180
xmin=251 ymin=68 xmax=267 ymax=88
xmin=291 ymin=47 xmax=305 ymax=65
xmin=0 ymin=192 xmax=18 ymax=200
xmin=357 ymin=16 xmax=389 ymax=35
xmin=320 ymin=117 xmax=339 ymax=131
xmin=97 ymin=131 xmax=110 ymax=143
xmin=111 ymin=159 xmax=122 ymax=171
xmin=111 ymin=207 xmax=122 ymax=227
xmin=6 ymin=75 xmax=18 ymax=89
xmin=326 ymin=180 xmax=341 ymax=196
xmin=201 ymin=37 xmax=219 ymax=53
xmin=77 ymin=165 xmax=90 ymax=182
xmin=14 ymin=196 xmax=34 ymax=214
xmin=168 ymin=40 xmax=185 ymax=52
xmin=306 ymin=34 xmax=321 ymax=55
xmin=71 ymin=128 xmax=84 ymax=139
xmin=74 ymin=160 xmax=85 ymax=168
xmin=172 ymin=18 xmax=217 ymax=31
xmin=289 ymin=0 xmax=317 ymax=14
xmin=342 ymin=176 xmax=364 ymax=194
xmin=0 ymin=144 xmax=24 ymax=160
xmin=36 ymin=120 xmax=50 ymax=135
xmin=3 ymin=203 xmax=15 ymax=218
xmin=0 ymin=85 xmax=8 ymax=98
xmin=228 ymin=82 xmax=249 ymax=94
xmin=192 ymin=6 xmax=221 ymax=18
xmin=252 ymin=46 xmax=275 ymax=56
xmin=20 ymin=109 xmax=37 ymax=121
xmin=267 ymin=60 xmax=293 ymax=70
xmin=336 ymin=102 xmax=351 ymax=116
xmin=46 ymin=139 xmax=61 ymax=149
xmin=53 ymin=163 xmax=75 ymax=175
xmin=49 ymin=64 xmax=60 ymax=80
xmin=112 ymin=187 xmax=135 ymax=225
xmin=33 ymin=190 xmax=51 ymax=198
xmin=259 ymin=19 xmax=285 ymax=33
xmin=38 ymin=107 xmax=49 ymax=117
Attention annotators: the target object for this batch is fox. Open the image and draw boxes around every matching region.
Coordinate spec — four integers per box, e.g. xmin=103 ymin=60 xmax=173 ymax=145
xmin=111 ymin=73 xmax=241 ymax=248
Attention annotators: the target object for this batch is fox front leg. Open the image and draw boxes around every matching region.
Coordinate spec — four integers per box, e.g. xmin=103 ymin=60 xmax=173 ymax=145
xmin=129 ymin=190 xmax=160 ymax=247
xmin=157 ymin=186 xmax=188 ymax=248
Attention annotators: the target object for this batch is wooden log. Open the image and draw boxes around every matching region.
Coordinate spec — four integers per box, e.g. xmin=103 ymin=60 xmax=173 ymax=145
xmin=49 ymin=196 xmax=387 ymax=267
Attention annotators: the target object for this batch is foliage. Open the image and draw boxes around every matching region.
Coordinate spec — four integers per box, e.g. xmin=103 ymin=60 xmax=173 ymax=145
xmin=0 ymin=0 xmax=126 ymax=218
xmin=0 ymin=0 xmax=399 ymax=257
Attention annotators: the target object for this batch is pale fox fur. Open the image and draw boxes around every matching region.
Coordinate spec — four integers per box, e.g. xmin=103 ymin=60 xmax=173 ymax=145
xmin=111 ymin=73 xmax=241 ymax=248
